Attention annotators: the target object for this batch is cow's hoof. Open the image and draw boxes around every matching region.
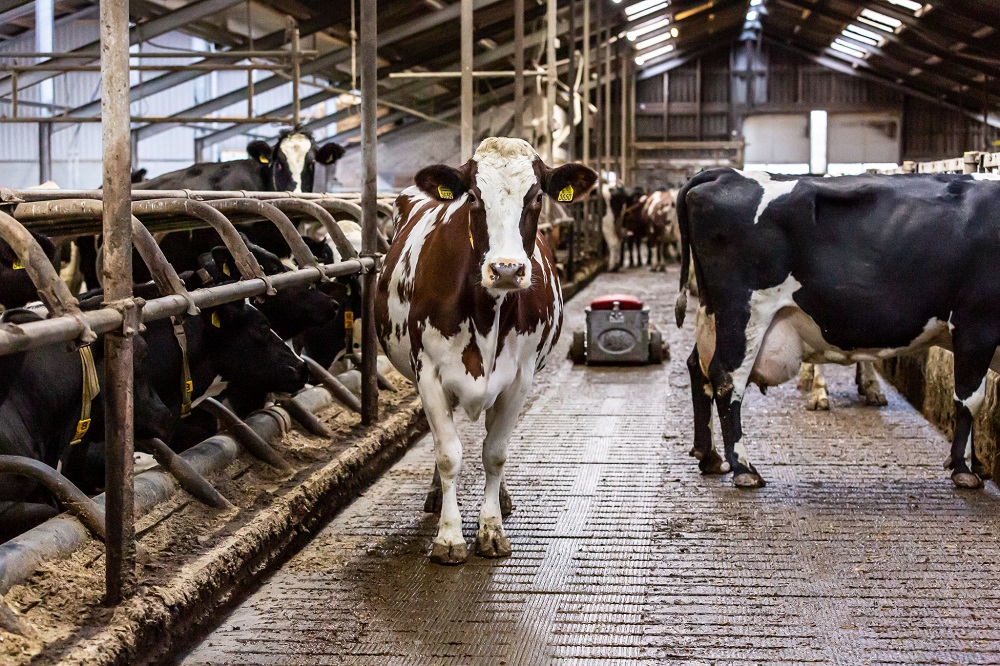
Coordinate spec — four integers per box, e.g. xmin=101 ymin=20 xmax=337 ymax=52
xmin=476 ymin=525 xmax=512 ymax=558
xmin=423 ymin=487 xmax=442 ymax=514
xmin=972 ymin=462 xmax=992 ymax=480
xmin=699 ymin=450 xmax=730 ymax=475
xmin=689 ymin=445 xmax=703 ymax=460
xmin=430 ymin=541 xmax=469 ymax=565
xmin=733 ymin=472 xmax=766 ymax=488
xmin=499 ymin=486 xmax=515 ymax=518
xmin=863 ymin=389 xmax=889 ymax=406
xmin=806 ymin=395 xmax=830 ymax=411
xmin=952 ymin=472 xmax=983 ymax=490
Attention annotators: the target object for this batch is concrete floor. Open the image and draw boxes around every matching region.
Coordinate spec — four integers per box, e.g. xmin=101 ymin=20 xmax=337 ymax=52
xmin=181 ymin=266 xmax=1000 ymax=665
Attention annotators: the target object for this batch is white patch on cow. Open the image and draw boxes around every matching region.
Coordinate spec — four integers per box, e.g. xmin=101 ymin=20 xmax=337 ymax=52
xmin=733 ymin=440 xmax=750 ymax=466
xmin=742 ymin=171 xmax=799 ymax=225
xmin=731 ymin=275 xmax=803 ymax=401
xmin=279 ymin=132 xmax=313 ymax=194
xmin=325 ymin=220 xmax=363 ymax=263
xmin=956 ymin=377 xmax=987 ymax=415
xmin=600 ymin=184 xmax=619 ymax=271
xmin=191 ymin=375 xmax=229 ymax=408
xmin=473 ymin=138 xmax=539 ymax=290
xmin=970 ymin=173 xmax=1000 ymax=181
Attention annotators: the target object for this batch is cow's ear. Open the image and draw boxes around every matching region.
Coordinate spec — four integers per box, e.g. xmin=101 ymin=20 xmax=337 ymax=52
xmin=316 ymin=142 xmax=345 ymax=165
xmin=247 ymin=140 xmax=273 ymax=165
xmin=414 ymin=163 xmax=471 ymax=202
xmin=543 ymin=163 xmax=599 ymax=203
xmin=209 ymin=247 xmax=237 ymax=280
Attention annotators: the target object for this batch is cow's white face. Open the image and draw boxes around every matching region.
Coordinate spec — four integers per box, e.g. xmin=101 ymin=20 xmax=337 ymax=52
xmin=412 ymin=136 xmax=599 ymax=293
xmin=473 ymin=139 xmax=541 ymax=291
xmin=277 ymin=132 xmax=314 ymax=194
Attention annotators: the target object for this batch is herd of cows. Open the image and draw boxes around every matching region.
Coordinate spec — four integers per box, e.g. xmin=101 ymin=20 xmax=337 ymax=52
xmin=0 ymin=131 xmax=994 ymax=565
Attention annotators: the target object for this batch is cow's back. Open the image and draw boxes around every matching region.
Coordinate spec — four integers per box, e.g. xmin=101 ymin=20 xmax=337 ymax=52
xmin=136 ymin=159 xmax=266 ymax=191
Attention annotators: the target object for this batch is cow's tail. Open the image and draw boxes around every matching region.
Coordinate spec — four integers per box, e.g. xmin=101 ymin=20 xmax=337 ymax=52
xmin=674 ymin=169 xmax=720 ymax=328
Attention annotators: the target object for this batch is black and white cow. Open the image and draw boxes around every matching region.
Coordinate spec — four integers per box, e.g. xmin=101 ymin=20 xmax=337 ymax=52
xmin=376 ymin=137 xmax=596 ymax=564
xmin=0 ymin=310 xmax=173 ymax=537
xmin=134 ymin=130 xmax=344 ymax=194
xmin=0 ymin=232 xmax=56 ymax=308
xmin=676 ymin=168 xmax=1000 ymax=490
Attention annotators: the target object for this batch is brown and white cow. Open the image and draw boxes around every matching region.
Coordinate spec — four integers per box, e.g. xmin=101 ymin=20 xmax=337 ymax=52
xmin=643 ymin=189 xmax=680 ymax=272
xmin=376 ymin=137 xmax=597 ymax=564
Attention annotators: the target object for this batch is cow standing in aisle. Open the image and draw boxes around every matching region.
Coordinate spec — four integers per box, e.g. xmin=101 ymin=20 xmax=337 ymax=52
xmin=676 ymin=168 xmax=1000 ymax=490
xmin=376 ymin=137 xmax=596 ymax=564
xmin=633 ymin=189 xmax=680 ymax=272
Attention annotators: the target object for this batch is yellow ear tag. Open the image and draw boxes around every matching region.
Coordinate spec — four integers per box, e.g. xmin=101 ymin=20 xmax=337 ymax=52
xmin=557 ymin=184 xmax=574 ymax=202
xmin=259 ymin=156 xmax=270 ymax=164
xmin=344 ymin=311 xmax=354 ymax=328
xmin=211 ymin=311 xmax=221 ymax=328
xmin=11 ymin=260 xmax=23 ymax=270
xmin=74 ymin=418 xmax=91 ymax=440
xmin=437 ymin=185 xmax=454 ymax=200
xmin=222 ymin=262 xmax=231 ymax=277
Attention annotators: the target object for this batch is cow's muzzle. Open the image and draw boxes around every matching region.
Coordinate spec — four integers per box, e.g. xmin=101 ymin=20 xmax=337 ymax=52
xmin=486 ymin=260 xmax=527 ymax=290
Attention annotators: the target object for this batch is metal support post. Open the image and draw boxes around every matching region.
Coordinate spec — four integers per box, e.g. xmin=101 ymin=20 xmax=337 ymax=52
xmin=620 ymin=44 xmax=628 ymax=183
xmin=546 ymin=0 xmax=557 ymax=162
xmin=100 ymin=0 xmax=135 ymax=605
xmin=567 ymin=0 xmax=576 ymax=161
xmin=582 ymin=0 xmax=590 ymax=168
xmin=513 ymin=0 xmax=524 ymax=140
xmin=359 ymin=0 xmax=379 ymax=425
xmin=460 ymin=0 xmax=474 ymax=161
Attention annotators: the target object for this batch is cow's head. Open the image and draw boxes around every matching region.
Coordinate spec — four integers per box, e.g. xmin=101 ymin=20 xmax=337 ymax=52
xmin=247 ymin=130 xmax=345 ymax=194
xmin=414 ymin=137 xmax=597 ymax=292
xmin=0 ymin=231 xmax=55 ymax=308
xmin=207 ymin=242 xmax=340 ymax=341
xmin=201 ymin=300 xmax=308 ymax=394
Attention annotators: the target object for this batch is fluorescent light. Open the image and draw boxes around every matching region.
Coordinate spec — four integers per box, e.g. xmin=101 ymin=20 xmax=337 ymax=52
xmin=746 ymin=9 xmax=758 ymax=21
xmin=885 ymin=0 xmax=921 ymax=12
xmin=844 ymin=24 xmax=883 ymax=44
xmin=624 ymin=0 xmax=665 ymax=16
xmin=860 ymin=8 xmax=902 ymax=29
xmin=750 ymin=0 xmax=763 ymax=5
xmin=830 ymin=40 xmax=867 ymax=59
xmin=626 ymin=17 xmax=670 ymax=41
xmin=842 ymin=28 xmax=878 ymax=46
xmin=635 ymin=31 xmax=671 ymax=50
xmin=670 ymin=27 xmax=678 ymax=37
xmin=626 ymin=2 xmax=668 ymax=20
xmin=635 ymin=43 xmax=674 ymax=65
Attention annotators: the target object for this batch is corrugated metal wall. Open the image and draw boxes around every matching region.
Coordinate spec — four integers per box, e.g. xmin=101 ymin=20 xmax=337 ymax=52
xmin=0 ymin=15 xmax=338 ymax=189
xmin=633 ymin=43 xmax=992 ymax=170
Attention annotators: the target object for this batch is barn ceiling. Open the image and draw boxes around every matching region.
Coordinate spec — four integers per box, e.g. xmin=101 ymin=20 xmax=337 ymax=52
xmin=634 ymin=0 xmax=1000 ymax=116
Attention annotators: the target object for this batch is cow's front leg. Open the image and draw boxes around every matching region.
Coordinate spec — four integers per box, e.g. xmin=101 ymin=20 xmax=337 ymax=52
xmin=947 ymin=328 xmax=996 ymax=489
xmin=418 ymin=374 xmax=468 ymax=564
xmin=855 ymin=362 xmax=888 ymax=406
xmin=477 ymin=377 xmax=531 ymax=558
xmin=806 ymin=364 xmax=830 ymax=411
xmin=425 ymin=463 xmax=513 ymax=516
xmin=687 ymin=347 xmax=728 ymax=474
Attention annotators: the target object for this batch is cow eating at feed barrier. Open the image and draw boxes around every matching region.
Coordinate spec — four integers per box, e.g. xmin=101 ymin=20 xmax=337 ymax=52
xmin=376 ymin=137 xmax=597 ymax=564
xmin=676 ymin=168 xmax=1000 ymax=490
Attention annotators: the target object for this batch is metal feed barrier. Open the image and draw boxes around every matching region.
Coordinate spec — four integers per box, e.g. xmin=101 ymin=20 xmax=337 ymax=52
xmin=0 ymin=187 xmax=396 ymax=623
xmin=876 ymin=150 xmax=1000 ymax=175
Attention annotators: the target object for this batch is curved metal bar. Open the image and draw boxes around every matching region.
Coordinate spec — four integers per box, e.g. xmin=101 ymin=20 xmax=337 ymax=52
xmin=131 ymin=199 xmax=274 ymax=295
xmin=131 ymin=216 xmax=199 ymax=316
xmin=0 ymin=210 xmax=93 ymax=342
xmin=144 ymin=437 xmax=232 ymax=509
xmin=0 ymin=455 xmax=106 ymax=542
xmin=196 ymin=398 xmax=292 ymax=472
xmin=11 ymin=199 xmax=199 ymax=317
xmin=206 ymin=199 xmax=322 ymax=275
xmin=268 ymin=199 xmax=359 ymax=261
xmin=375 ymin=201 xmax=394 ymax=220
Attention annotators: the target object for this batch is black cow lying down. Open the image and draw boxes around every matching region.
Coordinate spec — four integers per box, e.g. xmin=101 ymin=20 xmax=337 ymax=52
xmin=676 ymin=168 xmax=1000 ymax=490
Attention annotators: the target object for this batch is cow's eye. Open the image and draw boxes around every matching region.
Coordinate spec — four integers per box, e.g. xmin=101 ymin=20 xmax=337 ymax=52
xmin=467 ymin=192 xmax=477 ymax=204
xmin=535 ymin=192 xmax=544 ymax=203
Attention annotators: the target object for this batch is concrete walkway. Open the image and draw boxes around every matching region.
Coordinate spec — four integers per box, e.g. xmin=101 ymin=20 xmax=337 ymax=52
xmin=181 ymin=267 xmax=1000 ymax=665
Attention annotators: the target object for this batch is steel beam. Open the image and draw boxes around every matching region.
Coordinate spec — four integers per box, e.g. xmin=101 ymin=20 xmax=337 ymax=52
xmin=514 ymin=0 xmax=525 ymax=140
xmin=100 ymin=0 xmax=135 ymax=606
xmin=360 ymin=0 xmax=379 ymax=425
xmin=461 ymin=0 xmax=474 ymax=161
xmin=0 ymin=0 xmax=244 ymax=101
xmin=131 ymin=0 xmax=507 ymax=143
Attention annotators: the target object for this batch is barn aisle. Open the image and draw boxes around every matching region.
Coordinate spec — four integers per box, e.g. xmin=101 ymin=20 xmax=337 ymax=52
xmin=180 ymin=266 xmax=1000 ymax=665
